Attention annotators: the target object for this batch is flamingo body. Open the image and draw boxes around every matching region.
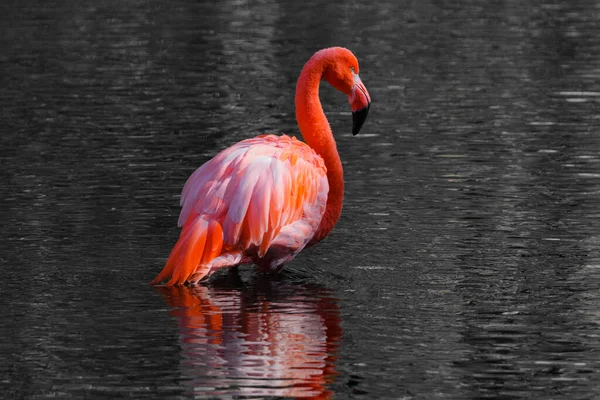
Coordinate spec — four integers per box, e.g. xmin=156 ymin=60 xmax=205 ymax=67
xmin=153 ymin=47 xmax=371 ymax=285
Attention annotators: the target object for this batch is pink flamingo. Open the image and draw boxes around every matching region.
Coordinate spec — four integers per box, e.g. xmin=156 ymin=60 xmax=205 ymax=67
xmin=152 ymin=47 xmax=371 ymax=286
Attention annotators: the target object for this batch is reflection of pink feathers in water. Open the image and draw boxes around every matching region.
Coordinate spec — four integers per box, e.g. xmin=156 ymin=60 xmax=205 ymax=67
xmin=152 ymin=47 xmax=371 ymax=285
xmin=157 ymin=283 xmax=342 ymax=398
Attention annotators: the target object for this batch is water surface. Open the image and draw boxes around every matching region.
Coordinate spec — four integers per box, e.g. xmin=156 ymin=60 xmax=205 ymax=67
xmin=2 ymin=0 xmax=600 ymax=398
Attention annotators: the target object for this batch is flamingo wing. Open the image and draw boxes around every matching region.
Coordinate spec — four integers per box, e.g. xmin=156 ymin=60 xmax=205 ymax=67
xmin=152 ymin=134 xmax=329 ymax=286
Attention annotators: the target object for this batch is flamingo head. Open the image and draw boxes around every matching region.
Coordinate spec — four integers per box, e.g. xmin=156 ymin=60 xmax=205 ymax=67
xmin=323 ymin=47 xmax=372 ymax=135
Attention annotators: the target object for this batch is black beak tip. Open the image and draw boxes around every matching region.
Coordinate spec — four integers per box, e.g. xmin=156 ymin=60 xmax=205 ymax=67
xmin=352 ymin=103 xmax=371 ymax=136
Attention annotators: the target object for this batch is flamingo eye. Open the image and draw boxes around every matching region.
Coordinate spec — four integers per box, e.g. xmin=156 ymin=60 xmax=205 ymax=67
xmin=350 ymin=67 xmax=356 ymax=74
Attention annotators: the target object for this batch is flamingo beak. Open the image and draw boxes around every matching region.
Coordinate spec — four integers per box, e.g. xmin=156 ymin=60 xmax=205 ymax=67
xmin=350 ymin=73 xmax=371 ymax=135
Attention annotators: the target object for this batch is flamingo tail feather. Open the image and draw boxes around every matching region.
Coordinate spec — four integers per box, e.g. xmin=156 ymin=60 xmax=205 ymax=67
xmin=151 ymin=217 xmax=222 ymax=286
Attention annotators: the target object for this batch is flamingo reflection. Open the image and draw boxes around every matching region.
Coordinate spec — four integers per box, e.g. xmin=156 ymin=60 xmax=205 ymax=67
xmin=156 ymin=275 xmax=342 ymax=398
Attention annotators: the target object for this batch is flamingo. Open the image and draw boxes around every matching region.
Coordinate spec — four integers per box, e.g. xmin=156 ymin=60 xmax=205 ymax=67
xmin=152 ymin=47 xmax=371 ymax=286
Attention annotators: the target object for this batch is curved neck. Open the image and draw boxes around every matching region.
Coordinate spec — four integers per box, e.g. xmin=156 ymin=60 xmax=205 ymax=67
xmin=295 ymin=54 xmax=343 ymax=242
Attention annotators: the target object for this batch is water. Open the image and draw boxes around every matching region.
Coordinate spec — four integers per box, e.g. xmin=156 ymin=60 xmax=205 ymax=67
xmin=2 ymin=0 xmax=600 ymax=398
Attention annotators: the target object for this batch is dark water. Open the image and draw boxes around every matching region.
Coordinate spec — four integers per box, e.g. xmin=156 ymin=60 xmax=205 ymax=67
xmin=2 ymin=0 xmax=600 ymax=398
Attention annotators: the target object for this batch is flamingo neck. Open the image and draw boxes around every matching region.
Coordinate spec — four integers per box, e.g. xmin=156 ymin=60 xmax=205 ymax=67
xmin=295 ymin=54 xmax=343 ymax=243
